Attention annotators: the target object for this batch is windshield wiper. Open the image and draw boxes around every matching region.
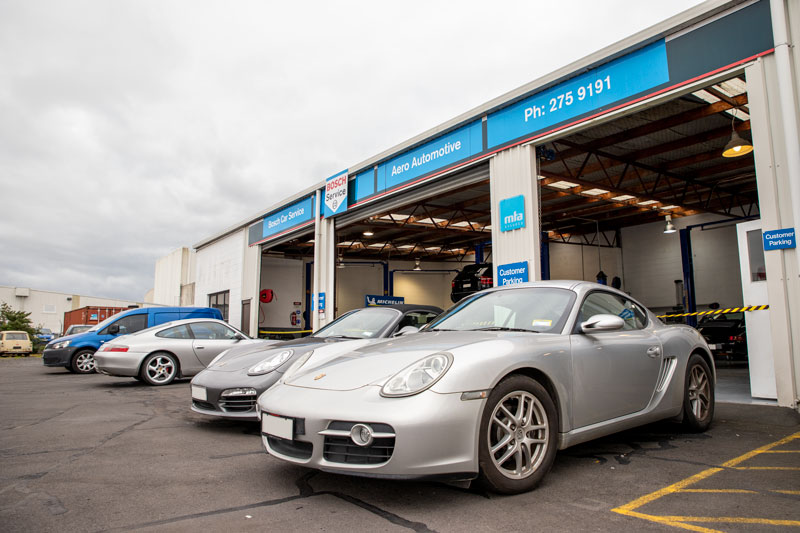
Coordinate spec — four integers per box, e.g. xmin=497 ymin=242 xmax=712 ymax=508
xmin=324 ymin=335 xmax=361 ymax=339
xmin=427 ymin=328 xmax=456 ymax=332
xmin=473 ymin=326 xmax=539 ymax=333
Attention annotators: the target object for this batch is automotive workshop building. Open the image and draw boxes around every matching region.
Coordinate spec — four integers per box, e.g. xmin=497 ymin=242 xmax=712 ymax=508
xmin=161 ymin=0 xmax=799 ymax=410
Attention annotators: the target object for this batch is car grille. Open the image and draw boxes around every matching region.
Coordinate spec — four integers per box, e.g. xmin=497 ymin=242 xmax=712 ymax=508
xmin=322 ymin=421 xmax=395 ymax=465
xmin=219 ymin=395 xmax=257 ymax=413
xmin=267 ymin=436 xmax=313 ymax=460
xmin=192 ymin=400 xmax=216 ymax=411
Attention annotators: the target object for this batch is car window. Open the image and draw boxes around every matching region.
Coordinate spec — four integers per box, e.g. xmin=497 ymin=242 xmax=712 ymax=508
xmin=578 ymin=292 xmax=647 ymax=330
xmin=100 ymin=314 xmax=148 ymax=335
xmin=189 ymin=322 xmax=237 ymax=340
xmin=156 ymin=324 xmax=192 ymax=339
xmin=397 ymin=311 xmax=440 ymax=330
xmin=314 ymin=308 xmax=401 ymax=339
xmin=5 ymin=333 xmax=29 ymax=341
xmin=429 ymin=288 xmax=575 ymax=333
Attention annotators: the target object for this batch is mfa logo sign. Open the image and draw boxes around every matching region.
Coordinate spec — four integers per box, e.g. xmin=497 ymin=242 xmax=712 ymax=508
xmin=324 ymin=170 xmax=348 ymax=217
xmin=365 ymin=295 xmax=405 ymax=306
xmin=497 ymin=261 xmax=529 ymax=286
xmin=499 ymin=195 xmax=525 ymax=232
xmin=763 ymin=228 xmax=796 ymax=251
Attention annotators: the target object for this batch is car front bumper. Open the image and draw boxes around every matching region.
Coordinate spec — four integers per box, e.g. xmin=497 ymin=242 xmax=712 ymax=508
xmin=189 ymin=369 xmax=282 ymax=421
xmin=257 ymin=383 xmax=485 ymax=479
xmin=94 ymin=351 xmax=147 ymax=377
xmin=42 ymin=346 xmax=77 ymax=367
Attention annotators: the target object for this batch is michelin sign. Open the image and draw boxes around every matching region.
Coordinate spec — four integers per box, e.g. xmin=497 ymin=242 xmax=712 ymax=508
xmin=324 ymin=170 xmax=348 ymax=217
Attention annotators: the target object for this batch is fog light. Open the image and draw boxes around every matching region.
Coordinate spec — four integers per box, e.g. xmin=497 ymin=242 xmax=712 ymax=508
xmin=221 ymin=387 xmax=257 ymax=397
xmin=350 ymin=423 xmax=374 ymax=447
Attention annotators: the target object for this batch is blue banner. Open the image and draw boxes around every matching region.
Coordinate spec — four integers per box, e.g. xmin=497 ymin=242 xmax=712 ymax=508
xmin=323 ymin=170 xmax=348 ymax=217
xmin=763 ymin=228 xmax=796 ymax=251
xmin=262 ymin=196 xmax=315 ymax=240
xmin=499 ymin=195 xmax=526 ymax=232
xmin=365 ymin=295 xmax=405 ymax=306
xmin=497 ymin=261 xmax=529 ymax=286
xmin=378 ymin=120 xmax=482 ymax=190
xmin=314 ymin=292 xmax=326 ymax=312
xmin=487 ymin=40 xmax=669 ymax=148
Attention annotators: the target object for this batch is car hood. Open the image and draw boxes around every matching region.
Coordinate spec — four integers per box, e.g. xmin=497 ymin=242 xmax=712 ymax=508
xmin=203 ymin=336 xmax=350 ymax=372
xmin=46 ymin=332 xmax=87 ymax=346
xmin=284 ymin=330 xmax=524 ymax=391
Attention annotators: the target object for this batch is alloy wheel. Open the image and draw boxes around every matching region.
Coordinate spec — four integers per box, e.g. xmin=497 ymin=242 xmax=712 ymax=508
xmin=488 ymin=390 xmax=549 ymax=479
xmin=688 ymin=363 xmax=711 ymax=420
xmin=146 ymin=356 xmax=176 ymax=384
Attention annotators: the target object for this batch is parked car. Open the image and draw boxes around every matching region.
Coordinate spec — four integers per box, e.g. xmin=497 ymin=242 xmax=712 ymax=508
xmin=696 ymin=311 xmax=747 ymax=363
xmin=0 ymin=331 xmax=33 ymax=356
xmin=257 ymin=281 xmax=715 ymax=494
xmin=451 ymin=263 xmax=493 ymax=302
xmin=42 ymin=307 xmax=223 ymax=374
xmin=62 ymin=324 xmax=92 ymax=337
xmin=95 ymin=318 xmax=261 ymax=386
xmin=35 ymin=328 xmax=55 ymax=343
xmin=190 ymin=304 xmax=443 ymax=421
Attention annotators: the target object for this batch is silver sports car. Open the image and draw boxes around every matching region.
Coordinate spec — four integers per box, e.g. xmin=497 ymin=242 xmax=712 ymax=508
xmin=95 ymin=319 xmax=263 ymax=385
xmin=256 ymin=281 xmax=715 ymax=494
xmin=190 ymin=305 xmax=442 ymax=420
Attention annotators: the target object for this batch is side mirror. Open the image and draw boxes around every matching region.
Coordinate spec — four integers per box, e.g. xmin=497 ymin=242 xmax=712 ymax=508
xmin=234 ymin=334 xmax=245 ymax=341
xmin=580 ymin=314 xmax=625 ymax=333
xmin=393 ymin=325 xmax=420 ymax=337
xmin=107 ymin=324 xmax=120 ymax=335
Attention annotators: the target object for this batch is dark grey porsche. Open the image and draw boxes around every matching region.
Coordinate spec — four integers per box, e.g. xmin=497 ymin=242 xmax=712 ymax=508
xmin=189 ymin=304 xmax=442 ymax=420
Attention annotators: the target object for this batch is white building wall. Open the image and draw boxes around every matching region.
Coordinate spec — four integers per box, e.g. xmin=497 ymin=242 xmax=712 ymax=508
xmin=152 ymin=247 xmax=195 ymax=306
xmin=194 ymin=229 xmax=245 ymax=326
xmin=0 ymin=286 xmax=142 ymax=334
xmin=549 ymin=243 xmax=623 ymax=286
xmin=620 ymin=214 xmax=743 ymax=310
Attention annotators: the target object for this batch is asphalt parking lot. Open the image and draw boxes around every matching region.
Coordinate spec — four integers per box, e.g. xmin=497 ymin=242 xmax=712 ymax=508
xmin=1 ymin=357 xmax=798 ymax=532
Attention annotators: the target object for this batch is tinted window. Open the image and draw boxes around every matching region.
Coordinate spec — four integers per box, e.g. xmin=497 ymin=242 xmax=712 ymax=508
xmin=189 ymin=322 xmax=237 ymax=340
xmin=578 ymin=292 xmax=647 ymax=330
xmin=156 ymin=325 xmax=192 ymax=339
xmin=101 ymin=314 xmax=148 ymax=335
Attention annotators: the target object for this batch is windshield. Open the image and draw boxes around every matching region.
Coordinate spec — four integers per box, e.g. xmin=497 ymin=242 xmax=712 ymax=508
xmin=313 ymin=308 xmax=401 ymax=339
xmin=69 ymin=325 xmax=92 ymax=334
xmin=426 ymin=287 xmax=575 ymax=333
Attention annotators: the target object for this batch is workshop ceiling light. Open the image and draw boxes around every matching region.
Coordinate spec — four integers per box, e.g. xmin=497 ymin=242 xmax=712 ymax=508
xmin=413 ymin=258 xmax=422 ymax=271
xmin=362 ymin=230 xmax=374 ymax=236
xmin=722 ymin=117 xmax=753 ymax=158
xmin=664 ymin=215 xmax=677 ymax=234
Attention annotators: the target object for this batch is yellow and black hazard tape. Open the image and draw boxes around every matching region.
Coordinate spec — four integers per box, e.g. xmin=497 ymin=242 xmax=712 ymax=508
xmin=657 ymin=305 xmax=769 ymax=319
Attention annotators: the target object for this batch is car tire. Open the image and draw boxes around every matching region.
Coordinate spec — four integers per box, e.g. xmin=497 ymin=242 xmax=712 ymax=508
xmin=70 ymin=350 xmax=97 ymax=374
xmin=477 ymin=375 xmax=558 ymax=494
xmin=140 ymin=352 xmax=178 ymax=386
xmin=682 ymin=353 xmax=714 ymax=432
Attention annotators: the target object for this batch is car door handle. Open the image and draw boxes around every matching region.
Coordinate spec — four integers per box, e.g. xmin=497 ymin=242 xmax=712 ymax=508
xmin=196 ymin=345 xmax=205 ymax=349
xmin=646 ymin=346 xmax=661 ymax=358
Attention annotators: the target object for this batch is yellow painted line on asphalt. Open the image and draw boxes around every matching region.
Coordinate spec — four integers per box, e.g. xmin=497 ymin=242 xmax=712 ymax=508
xmin=678 ymin=489 xmax=756 ymax=494
xmin=612 ymin=431 xmax=800 ymax=532
xmin=733 ymin=466 xmax=800 ymax=470
xmin=774 ymin=490 xmax=800 ymax=495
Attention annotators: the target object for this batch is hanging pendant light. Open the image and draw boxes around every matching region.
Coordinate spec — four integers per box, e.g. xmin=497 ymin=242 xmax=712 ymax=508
xmin=413 ymin=258 xmax=422 ymax=271
xmin=664 ymin=214 xmax=677 ymax=234
xmin=722 ymin=116 xmax=753 ymax=158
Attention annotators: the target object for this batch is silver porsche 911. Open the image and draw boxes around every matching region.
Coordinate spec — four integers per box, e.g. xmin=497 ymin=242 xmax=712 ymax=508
xmin=95 ymin=319 xmax=262 ymax=385
xmin=256 ymin=281 xmax=715 ymax=494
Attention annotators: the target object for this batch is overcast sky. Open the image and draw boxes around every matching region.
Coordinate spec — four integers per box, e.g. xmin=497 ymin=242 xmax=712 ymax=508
xmin=1 ymin=0 xmax=705 ymax=302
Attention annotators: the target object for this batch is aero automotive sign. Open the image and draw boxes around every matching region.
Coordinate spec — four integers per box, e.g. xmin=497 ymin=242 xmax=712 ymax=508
xmin=497 ymin=261 xmax=529 ymax=286
xmin=324 ymin=170 xmax=348 ymax=217
xmin=499 ymin=195 xmax=525 ymax=232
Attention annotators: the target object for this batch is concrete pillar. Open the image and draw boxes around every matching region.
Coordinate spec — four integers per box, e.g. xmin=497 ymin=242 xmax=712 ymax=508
xmin=746 ymin=54 xmax=800 ymax=409
xmin=489 ymin=144 xmax=542 ymax=283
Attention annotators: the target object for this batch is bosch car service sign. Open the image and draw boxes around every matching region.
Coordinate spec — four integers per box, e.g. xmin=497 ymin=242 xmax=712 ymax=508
xmin=324 ymin=170 xmax=348 ymax=216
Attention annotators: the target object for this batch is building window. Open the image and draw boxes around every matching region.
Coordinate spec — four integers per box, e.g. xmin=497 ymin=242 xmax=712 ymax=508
xmin=208 ymin=291 xmax=230 ymax=321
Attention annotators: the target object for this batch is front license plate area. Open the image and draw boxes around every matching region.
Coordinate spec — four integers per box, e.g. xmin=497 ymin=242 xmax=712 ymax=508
xmin=191 ymin=385 xmax=207 ymax=401
xmin=262 ymin=414 xmax=293 ymax=440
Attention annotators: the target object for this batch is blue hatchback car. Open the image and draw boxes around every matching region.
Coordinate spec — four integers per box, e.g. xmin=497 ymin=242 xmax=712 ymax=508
xmin=43 ymin=306 xmax=223 ymax=374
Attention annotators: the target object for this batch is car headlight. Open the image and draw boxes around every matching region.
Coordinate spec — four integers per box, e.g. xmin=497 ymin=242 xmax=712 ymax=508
xmin=248 ymin=350 xmax=294 ymax=376
xmin=209 ymin=349 xmax=232 ymax=367
xmin=381 ymin=352 xmax=453 ymax=397
xmin=50 ymin=340 xmax=70 ymax=350
xmin=279 ymin=350 xmax=314 ymax=383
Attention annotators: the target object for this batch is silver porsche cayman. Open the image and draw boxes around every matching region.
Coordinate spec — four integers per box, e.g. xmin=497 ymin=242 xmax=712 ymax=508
xmin=256 ymin=281 xmax=715 ymax=494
